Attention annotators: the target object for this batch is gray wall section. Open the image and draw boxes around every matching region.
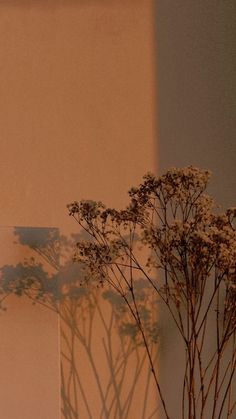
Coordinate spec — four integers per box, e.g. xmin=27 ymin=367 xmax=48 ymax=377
xmin=155 ymin=1 xmax=236 ymax=209
xmin=155 ymin=4 xmax=235 ymax=417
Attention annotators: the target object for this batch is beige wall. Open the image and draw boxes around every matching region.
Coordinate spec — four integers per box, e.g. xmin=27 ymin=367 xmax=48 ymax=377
xmin=0 ymin=2 xmax=156 ymax=418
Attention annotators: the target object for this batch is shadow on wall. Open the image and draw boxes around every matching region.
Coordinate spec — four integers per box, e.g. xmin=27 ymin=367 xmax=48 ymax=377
xmin=0 ymin=226 xmax=158 ymax=419
xmin=0 ymin=166 xmax=235 ymax=419
xmin=155 ymin=0 xmax=236 ymax=208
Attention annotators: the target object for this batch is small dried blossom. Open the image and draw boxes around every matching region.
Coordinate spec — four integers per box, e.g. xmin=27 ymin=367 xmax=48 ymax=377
xmin=69 ymin=166 xmax=235 ymax=330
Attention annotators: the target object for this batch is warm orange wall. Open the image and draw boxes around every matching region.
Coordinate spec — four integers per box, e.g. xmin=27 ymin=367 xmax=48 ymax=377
xmin=0 ymin=227 xmax=60 ymax=419
xmin=0 ymin=0 xmax=156 ymax=232
xmin=0 ymin=2 xmax=156 ymax=418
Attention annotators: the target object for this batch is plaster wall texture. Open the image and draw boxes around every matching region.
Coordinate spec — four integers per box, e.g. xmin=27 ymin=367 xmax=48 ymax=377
xmin=0 ymin=1 xmax=156 ymax=418
xmin=1 ymin=1 xmax=235 ymax=417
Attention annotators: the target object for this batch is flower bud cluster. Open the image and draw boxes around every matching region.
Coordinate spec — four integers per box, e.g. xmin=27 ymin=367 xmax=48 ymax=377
xmin=68 ymin=167 xmax=235 ymax=333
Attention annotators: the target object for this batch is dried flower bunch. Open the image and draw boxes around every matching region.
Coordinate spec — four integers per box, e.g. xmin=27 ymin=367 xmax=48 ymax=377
xmin=68 ymin=166 xmax=236 ymax=419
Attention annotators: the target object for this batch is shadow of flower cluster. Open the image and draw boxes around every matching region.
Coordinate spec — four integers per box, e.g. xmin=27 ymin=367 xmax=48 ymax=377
xmin=0 ymin=226 xmax=158 ymax=419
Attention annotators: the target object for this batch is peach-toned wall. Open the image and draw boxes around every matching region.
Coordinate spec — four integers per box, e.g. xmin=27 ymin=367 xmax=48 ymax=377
xmin=0 ymin=227 xmax=60 ymax=419
xmin=0 ymin=0 xmax=156 ymax=231
xmin=0 ymin=2 xmax=156 ymax=418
